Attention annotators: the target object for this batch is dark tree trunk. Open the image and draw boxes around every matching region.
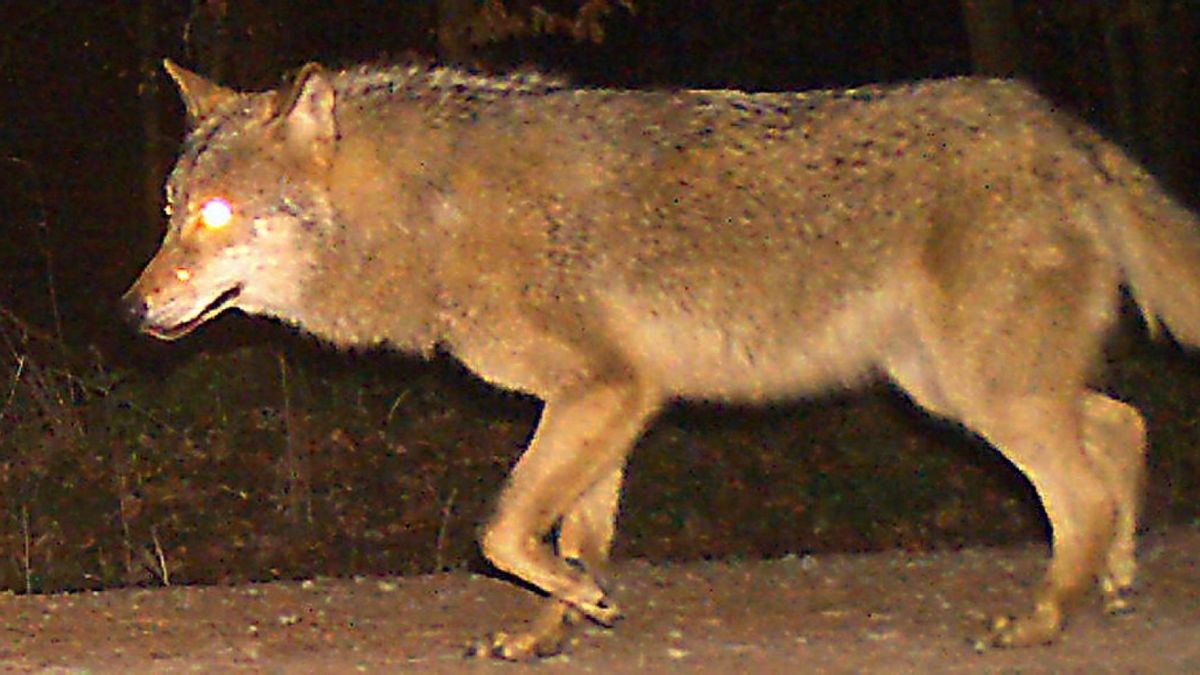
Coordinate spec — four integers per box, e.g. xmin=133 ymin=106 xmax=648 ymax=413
xmin=436 ymin=0 xmax=480 ymax=64
xmin=960 ymin=0 xmax=1021 ymax=77
xmin=138 ymin=0 xmax=163 ymax=233
xmin=1129 ymin=1 xmax=1182 ymax=183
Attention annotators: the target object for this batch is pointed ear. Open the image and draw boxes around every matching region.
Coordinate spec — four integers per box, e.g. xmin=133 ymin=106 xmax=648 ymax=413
xmin=163 ymin=59 xmax=238 ymax=123
xmin=275 ymin=62 xmax=337 ymax=170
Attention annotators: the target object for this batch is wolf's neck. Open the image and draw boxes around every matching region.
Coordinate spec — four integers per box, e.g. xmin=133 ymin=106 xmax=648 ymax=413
xmin=289 ymin=202 xmax=444 ymax=355
xmin=284 ymin=107 xmax=462 ymax=353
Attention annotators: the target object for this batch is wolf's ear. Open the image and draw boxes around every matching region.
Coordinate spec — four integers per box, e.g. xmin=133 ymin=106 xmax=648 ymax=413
xmin=276 ymin=62 xmax=336 ymax=170
xmin=163 ymin=59 xmax=238 ymax=123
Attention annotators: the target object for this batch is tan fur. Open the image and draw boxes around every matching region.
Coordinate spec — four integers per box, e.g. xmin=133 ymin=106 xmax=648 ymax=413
xmin=123 ymin=60 xmax=1200 ymax=659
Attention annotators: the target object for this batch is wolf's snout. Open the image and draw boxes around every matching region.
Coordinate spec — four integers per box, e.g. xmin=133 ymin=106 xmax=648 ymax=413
xmin=120 ymin=291 xmax=149 ymax=328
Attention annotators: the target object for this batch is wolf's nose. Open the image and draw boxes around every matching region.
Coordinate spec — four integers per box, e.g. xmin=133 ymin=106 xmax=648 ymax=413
xmin=120 ymin=291 xmax=148 ymax=327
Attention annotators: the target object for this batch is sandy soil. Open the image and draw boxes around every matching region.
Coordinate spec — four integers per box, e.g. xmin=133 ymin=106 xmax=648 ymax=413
xmin=1 ymin=526 xmax=1197 ymax=673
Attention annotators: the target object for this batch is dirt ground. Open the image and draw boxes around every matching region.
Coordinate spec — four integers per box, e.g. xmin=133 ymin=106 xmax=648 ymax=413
xmin=0 ymin=526 xmax=1197 ymax=674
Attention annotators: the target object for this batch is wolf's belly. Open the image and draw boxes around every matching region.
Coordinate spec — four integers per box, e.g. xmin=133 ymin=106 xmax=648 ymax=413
xmin=597 ymin=286 xmax=901 ymax=401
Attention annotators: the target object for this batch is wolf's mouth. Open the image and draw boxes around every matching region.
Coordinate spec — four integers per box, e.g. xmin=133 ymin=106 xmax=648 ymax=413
xmin=145 ymin=285 xmax=243 ymax=341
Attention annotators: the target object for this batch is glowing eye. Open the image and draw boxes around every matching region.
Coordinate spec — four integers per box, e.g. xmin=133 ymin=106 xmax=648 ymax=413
xmin=175 ymin=267 xmax=192 ymax=282
xmin=199 ymin=198 xmax=234 ymax=230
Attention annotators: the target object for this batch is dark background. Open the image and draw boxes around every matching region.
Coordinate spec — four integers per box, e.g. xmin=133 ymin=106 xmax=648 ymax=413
xmin=0 ymin=1 xmax=1196 ymax=593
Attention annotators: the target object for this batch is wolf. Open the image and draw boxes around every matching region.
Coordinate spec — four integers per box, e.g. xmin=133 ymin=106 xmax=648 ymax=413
xmin=123 ymin=59 xmax=1200 ymax=659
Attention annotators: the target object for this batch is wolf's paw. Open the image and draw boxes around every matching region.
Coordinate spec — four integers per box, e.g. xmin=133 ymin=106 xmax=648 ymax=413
xmin=562 ymin=557 xmax=623 ymax=626
xmin=1101 ymin=580 xmax=1138 ymax=616
xmin=972 ymin=602 xmax=1062 ymax=651
xmin=577 ymin=595 xmax=622 ymax=626
xmin=465 ymin=600 xmax=586 ymax=661
xmin=467 ymin=628 xmax=571 ymax=661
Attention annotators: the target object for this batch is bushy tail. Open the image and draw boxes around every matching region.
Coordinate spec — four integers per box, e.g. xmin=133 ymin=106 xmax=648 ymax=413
xmin=1091 ymin=142 xmax=1200 ymax=347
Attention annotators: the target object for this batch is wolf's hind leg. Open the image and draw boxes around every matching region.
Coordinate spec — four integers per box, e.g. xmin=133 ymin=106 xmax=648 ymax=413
xmin=1081 ymin=393 xmax=1147 ymax=614
xmin=967 ymin=394 xmax=1117 ymax=647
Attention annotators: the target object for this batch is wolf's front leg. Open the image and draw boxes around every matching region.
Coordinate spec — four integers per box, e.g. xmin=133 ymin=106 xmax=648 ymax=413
xmin=472 ymin=379 xmax=657 ymax=660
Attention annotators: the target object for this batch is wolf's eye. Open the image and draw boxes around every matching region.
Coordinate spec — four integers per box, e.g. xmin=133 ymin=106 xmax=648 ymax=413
xmin=198 ymin=197 xmax=234 ymax=230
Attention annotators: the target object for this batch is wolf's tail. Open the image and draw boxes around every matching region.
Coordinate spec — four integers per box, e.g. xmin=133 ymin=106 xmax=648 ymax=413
xmin=1090 ymin=140 xmax=1200 ymax=346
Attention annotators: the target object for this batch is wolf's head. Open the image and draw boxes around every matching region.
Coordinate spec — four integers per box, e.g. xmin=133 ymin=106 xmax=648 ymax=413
xmin=122 ymin=61 xmax=338 ymax=340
